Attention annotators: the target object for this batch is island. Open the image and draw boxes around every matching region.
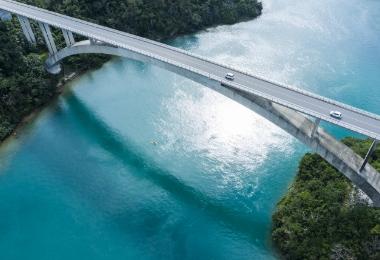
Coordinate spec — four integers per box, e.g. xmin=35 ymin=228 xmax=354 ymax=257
xmin=272 ymin=137 xmax=380 ymax=259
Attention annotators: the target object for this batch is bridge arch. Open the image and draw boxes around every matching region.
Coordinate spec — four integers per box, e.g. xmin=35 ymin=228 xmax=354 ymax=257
xmin=46 ymin=40 xmax=380 ymax=206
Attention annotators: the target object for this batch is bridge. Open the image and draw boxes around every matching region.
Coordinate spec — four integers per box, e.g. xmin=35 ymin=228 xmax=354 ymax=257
xmin=1 ymin=0 xmax=380 ymax=205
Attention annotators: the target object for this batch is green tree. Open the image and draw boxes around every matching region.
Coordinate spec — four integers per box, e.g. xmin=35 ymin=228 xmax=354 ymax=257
xmin=272 ymin=138 xmax=380 ymax=259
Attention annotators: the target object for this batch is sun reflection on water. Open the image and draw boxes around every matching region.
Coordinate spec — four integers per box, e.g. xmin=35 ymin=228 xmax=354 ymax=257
xmin=158 ymin=75 xmax=294 ymax=183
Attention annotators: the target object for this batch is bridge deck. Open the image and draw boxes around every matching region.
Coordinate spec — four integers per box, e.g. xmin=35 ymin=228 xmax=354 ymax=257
xmin=1 ymin=0 xmax=380 ymax=140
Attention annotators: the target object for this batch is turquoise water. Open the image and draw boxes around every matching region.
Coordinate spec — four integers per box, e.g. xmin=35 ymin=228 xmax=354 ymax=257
xmin=1 ymin=0 xmax=380 ymax=259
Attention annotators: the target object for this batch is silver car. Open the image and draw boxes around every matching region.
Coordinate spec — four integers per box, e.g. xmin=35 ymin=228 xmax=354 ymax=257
xmin=225 ymin=73 xmax=235 ymax=80
xmin=330 ymin=111 xmax=342 ymax=119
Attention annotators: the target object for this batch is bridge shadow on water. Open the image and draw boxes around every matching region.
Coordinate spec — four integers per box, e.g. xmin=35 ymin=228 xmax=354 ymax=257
xmin=60 ymin=91 xmax=270 ymax=245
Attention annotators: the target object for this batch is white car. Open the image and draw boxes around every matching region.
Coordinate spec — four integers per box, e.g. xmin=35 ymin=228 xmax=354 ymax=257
xmin=225 ymin=73 xmax=235 ymax=80
xmin=330 ymin=111 xmax=342 ymax=119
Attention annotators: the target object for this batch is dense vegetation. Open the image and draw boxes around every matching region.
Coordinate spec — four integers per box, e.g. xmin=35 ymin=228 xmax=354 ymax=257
xmin=29 ymin=0 xmax=263 ymax=40
xmin=0 ymin=21 xmax=59 ymax=139
xmin=272 ymin=137 xmax=380 ymax=259
xmin=0 ymin=0 xmax=262 ymax=141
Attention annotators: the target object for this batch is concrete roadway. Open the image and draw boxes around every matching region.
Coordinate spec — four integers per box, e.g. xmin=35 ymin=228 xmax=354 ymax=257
xmin=1 ymin=0 xmax=380 ymax=140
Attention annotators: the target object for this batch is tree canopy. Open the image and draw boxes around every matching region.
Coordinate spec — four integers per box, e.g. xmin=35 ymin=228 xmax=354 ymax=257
xmin=272 ymin=138 xmax=380 ymax=259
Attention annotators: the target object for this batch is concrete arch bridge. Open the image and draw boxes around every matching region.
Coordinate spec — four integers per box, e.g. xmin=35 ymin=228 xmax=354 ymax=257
xmin=1 ymin=0 xmax=380 ymax=205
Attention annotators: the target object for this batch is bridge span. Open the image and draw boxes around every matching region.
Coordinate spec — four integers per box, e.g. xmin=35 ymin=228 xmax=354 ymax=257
xmin=1 ymin=0 xmax=380 ymax=205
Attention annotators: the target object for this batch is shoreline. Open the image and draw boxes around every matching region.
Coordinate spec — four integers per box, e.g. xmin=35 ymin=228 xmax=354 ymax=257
xmin=0 ymin=70 xmax=81 ymax=146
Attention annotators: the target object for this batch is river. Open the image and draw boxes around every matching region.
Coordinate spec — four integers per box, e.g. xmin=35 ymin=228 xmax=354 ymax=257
xmin=1 ymin=0 xmax=380 ymax=259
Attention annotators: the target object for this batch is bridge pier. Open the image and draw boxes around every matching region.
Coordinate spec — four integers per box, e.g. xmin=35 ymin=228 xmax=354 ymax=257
xmin=17 ymin=15 xmax=36 ymax=45
xmin=38 ymin=22 xmax=61 ymax=74
xmin=360 ymin=140 xmax=378 ymax=172
xmin=38 ymin=22 xmax=58 ymax=54
xmin=62 ymin=29 xmax=75 ymax=46
xmin=45 ymin=62 xmax=62 ymax=74
xmin=311 ymin=118 xmax=321 ymax=138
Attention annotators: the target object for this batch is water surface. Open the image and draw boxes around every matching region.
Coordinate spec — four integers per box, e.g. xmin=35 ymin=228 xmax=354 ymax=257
xmin=1 ymin=0 xmax=380 ymax=259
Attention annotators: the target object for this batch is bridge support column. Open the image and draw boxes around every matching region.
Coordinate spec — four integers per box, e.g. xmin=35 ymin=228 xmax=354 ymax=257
xmin=0 ymin=9 xmax=12 ymax=21
xmin=38 ymin=22 xmax=58 ymax=54
xmin=311 ymin=118 xmax=321 ymax=138
xmin=360 ymin=140 xmax=378 ymax=172
xmin=39 ymin=22 xmax=61 ymax=74
xmin=62 ymin=29 xmax=75 ymax=46
xmin=17 ymin=15 xmax=36 ymax=45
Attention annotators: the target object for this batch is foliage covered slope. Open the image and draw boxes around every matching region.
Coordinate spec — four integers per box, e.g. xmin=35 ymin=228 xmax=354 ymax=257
xmin=30 ymin=0 xmax=263 ymax=40
xmin=272 ymin=137 xmax=380 ymax=259
xmin=0 ymin=0 xmax=262 ymax=141
xmin=0 ymin=21 xmax=58 ymax=139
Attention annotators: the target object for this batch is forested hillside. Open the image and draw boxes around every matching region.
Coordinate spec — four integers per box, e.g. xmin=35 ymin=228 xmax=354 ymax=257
xmin=272 ymin=137 xmax=380 ymax=259
xmin=0 ymin=0 xmax=262 ymax=141
xmin=29 ymin=0 xmax=263 ymax=39
xmin=0 ymin=21 xmax=58 ymax=139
